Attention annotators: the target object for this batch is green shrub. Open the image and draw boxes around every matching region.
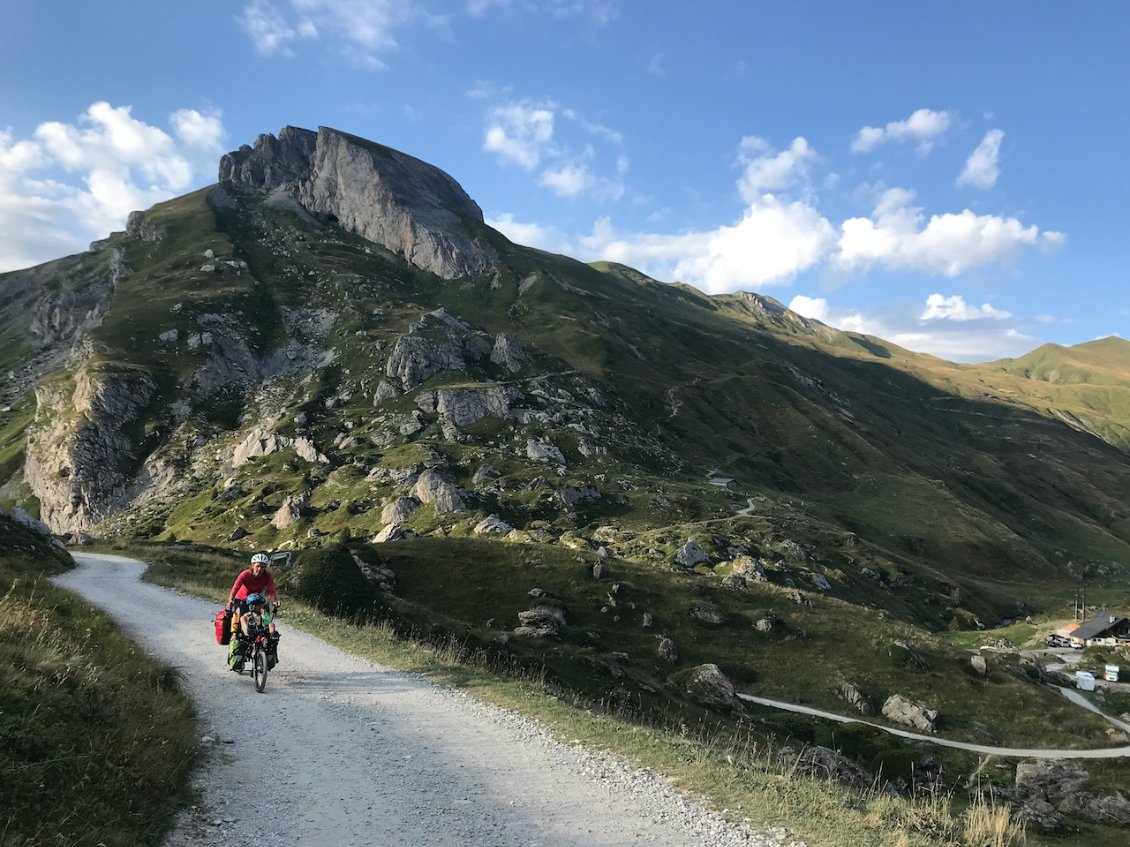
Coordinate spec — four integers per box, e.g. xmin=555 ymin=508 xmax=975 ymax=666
xmin=282 ymin=544 xmax=384 ymax=618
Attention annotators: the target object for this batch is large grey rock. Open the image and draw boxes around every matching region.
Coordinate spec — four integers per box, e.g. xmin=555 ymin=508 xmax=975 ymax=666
xmin=514 ymin=605 xmax=567 ymax=639
xmin=837 ymin=681 xmax=874 ymax=716
xmin=1015 ymin=760 xmax=1090 ymax=806
xmin=435 ymin=385 xmax=514 ymax=429
xmin=675 ymin=538 xmax=709 ymax=567
xmin=25 ymin=362 xmax=157 ymax=533
xmin=473 ymin=515 xmax=513 ymax=535
xmin=232 ymin=427 xmax=327 ymax=467
xmin=370 ymin=523 xmax=410 ymax=543
xmin=657 ymin=636 xmax=679 ymax=664
xmin=412 ymin=469 xmax=466 ymax=513
xmin=881 ymin=694 xmax=939 ymax=733
xmin=555 ymin=486 xmax=600 ymax=507
xmin=219 ymin=126 xmax=496 ymax=280
xmin=380 ymin=497 xmax=419 ymax=525
xmin=526 ymin=439 xmax=565 ymax=464
xmin=672 ymin=664 xmax=741 ymax=713
xmin=691 ymin=601 xmax=730 ymax=626
xmin=270 ymin=494 xmax=305 ymax=530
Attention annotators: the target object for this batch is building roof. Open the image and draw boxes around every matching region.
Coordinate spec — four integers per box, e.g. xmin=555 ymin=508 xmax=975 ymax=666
xmin=1071 ymin=613 xmax=1129 ymax=641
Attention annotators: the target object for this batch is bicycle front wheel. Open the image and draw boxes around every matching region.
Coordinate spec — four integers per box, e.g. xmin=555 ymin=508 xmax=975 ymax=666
xmin=253 ymin=646 xmax=268 ymax=693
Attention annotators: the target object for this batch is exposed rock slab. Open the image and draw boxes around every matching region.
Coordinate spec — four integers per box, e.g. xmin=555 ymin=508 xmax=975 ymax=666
xmin=220 ymin=126 xmax=495 ymax=280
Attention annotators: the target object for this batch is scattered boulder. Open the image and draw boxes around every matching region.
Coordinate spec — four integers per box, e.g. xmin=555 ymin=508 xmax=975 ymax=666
xmin=811 ymin=574 xmax=832 ymax=592
xmin=691 ymin=601 xmax=729 ymax=626
xmin=413 ymin=469 xmax=466 ymax=513
xmin=881 ymin=694 xmax=939 ymax=733
xmin=592 ymin=560 xmax=611 ymax=579
xmin=671 ymin=663 xmax=741 ymax=713
xmin=786 ymin=589 xmax=814 ymax=608
xmin=514 ymin=605 xmax=567 ymax=639
xmin=892 ymin=639 xmax=929 ymax=671
xmin=474 ymin=515 xmax=513 ymax=535
xmin=381 ymin=496 xmax=419 ymax=525
xmin=675 ymin=538 xmax=709 ymax=567
xmin=641 ymin=612 xmax=654 ymax=629
xmin=369 ymin=523 xmax=414 ymax=543
xmin=227 ymin=527 xmax=249 ymax=542
xmin=526 ymin=439 xmax=565 ymax=464
xmin=753 ymin=614 xmax=778 ymax=633
xmin=554 ymin=486 xmax=600 ymax=507
xmin=837 ymin=681 xmax=874 ymax=716
xmin=970 ymin=653 xmax=988 ymax=676
xmin=776 ymin=745 xmax=872 ymax=790
xmin=270 ymin=495 xmax=306 ymax=530
xmin=471 ymin=464 xmax=500 ymax=486
xmin=657 ymin=636 xmax=679 ymax=664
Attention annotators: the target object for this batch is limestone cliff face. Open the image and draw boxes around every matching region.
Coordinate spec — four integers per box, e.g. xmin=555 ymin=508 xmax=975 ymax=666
xmin=24 ymin=365 xmax=156 ymax=533
xmin=219 ymin=126 xmax=495 ymax=280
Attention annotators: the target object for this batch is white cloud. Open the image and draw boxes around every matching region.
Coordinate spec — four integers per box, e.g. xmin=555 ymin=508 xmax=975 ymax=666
xmin=240 ymin=0 xmax=301 ymax=55
xmin=737 ymin=136 xmax=816 ymax=200
xmin=539 ymin=164 xmax=595 ymax=197
xmin=483 ymin=101 xmax=556 ymax=169
xmin=239 ymin=0 xmax=439 ymax=68
xmin=921 ymin=293 xmax=1011 ymax=321
xmin=0 ymin=104 xmax=226 ymax=273
xmin=788 ymin=295 xmax=831 ymax=322
xmin=957 ymin=129 xmax=1004 ymax=189
xmin=575 ymin=195 xmax=836 ymax=294
xmin=851 ymin=108 xmax=953 ymax=154
xmin=171 ymin=109 xmax=226 ymax=153
xmin=835 ymin=187 xmax=1064 ymax=276
xmin=787 ymin=293 xmax=1038 ymax=362
xmin=485 ymin=211 xmax=569 ymax=252
xmin=469 ymin=0 xmax=619 ymax=25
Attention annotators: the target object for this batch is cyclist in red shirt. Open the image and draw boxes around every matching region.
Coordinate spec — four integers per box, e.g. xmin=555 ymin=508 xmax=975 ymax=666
xmin=228 ymin=553 xmax=279 ymax=613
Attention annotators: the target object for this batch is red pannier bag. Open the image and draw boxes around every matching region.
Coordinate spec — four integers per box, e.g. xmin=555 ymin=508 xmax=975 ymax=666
xmin=214 ymin=608 xmax=233 ymax=645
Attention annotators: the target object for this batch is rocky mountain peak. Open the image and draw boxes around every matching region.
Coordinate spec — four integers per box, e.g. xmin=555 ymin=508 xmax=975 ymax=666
xmin=218 ymin=125 xmax=496 ymax=280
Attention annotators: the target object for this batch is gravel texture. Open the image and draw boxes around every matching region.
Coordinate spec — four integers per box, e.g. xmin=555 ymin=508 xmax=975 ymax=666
xmin=58 ymin=553 xmax=805 ymax=847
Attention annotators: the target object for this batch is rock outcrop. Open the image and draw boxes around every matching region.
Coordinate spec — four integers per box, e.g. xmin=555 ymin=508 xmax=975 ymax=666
xmin=25 ymin=364 xmax=157 ymax=533
xmin=219 ymin=126 xmax=496 ymax=280
xmin=671 ymin=663 xmax=741 ymax=713
xmin=881 ymin=694 xmax=939 ymax=733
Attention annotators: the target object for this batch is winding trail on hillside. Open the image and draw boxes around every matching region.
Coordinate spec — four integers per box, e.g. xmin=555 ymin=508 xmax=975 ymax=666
xmin=736 ymin=694 xmax=1130 ymax=759
xmin=55 ymin=553 xmax=786 ymax=847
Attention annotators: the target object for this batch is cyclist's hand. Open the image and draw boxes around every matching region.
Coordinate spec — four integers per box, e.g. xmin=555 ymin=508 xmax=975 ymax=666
xmin=272 ymin=602 xmax=280 ymax=615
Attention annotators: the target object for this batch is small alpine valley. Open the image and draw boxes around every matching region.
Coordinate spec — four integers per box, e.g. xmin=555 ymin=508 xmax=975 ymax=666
xmin=4 ymin=126 xmax=1130 ymax=845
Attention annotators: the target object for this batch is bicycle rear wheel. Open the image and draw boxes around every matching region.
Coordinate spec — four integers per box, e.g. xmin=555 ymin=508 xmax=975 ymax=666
xmin=253 ymin=646 xmax=268 ymax=693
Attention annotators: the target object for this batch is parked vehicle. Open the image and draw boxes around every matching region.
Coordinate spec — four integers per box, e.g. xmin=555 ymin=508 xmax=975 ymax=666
xmin=1076 ymin=671 xmax=1096 ymax=691
xmin=1104 ymin=664 xmax=1120 ymax=682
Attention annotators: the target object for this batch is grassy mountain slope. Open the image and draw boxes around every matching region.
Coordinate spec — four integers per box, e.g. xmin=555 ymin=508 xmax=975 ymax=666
xmin=3 ymin=163 xmax=1130 ymax=826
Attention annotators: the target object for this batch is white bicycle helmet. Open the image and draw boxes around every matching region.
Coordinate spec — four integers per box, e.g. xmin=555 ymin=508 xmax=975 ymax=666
xmin=251 ymin=553 xmax=270 ymax=565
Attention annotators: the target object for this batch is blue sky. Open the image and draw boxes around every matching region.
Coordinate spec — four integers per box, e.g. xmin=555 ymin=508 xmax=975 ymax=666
xmin=1 ymin=1 xmax=1126 ymax=362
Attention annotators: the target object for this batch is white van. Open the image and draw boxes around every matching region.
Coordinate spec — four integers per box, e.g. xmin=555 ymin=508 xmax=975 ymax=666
xmin=1076 ymin=671 xmax=1096 ymax=691
xmin=1104 ymin=665 xmax=1120 ymax=682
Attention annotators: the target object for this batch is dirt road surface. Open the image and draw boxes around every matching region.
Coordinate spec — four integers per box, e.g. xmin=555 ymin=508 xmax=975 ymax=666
xmin=57 ymin=553 xmax=793 ymax=847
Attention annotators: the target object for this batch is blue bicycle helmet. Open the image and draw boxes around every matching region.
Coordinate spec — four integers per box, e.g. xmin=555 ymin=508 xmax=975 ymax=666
xmin=246 ymin=593 xmax=266 ymax=607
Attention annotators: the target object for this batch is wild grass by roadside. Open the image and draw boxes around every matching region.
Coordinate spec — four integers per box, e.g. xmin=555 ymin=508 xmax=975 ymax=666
xmin=0 ymin=522 xmax=197 ymax=847
xmin=127 ymin=540 xmax=1029 ymax=847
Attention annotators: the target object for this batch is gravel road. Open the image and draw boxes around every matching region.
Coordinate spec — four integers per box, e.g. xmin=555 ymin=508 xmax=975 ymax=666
xmin=57 ymin=553 xmax=801 ymax=847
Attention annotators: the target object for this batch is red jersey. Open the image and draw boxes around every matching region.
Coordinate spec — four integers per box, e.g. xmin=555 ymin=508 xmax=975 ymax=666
xmin=230 ymin=568 xmax=277 ymax=602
